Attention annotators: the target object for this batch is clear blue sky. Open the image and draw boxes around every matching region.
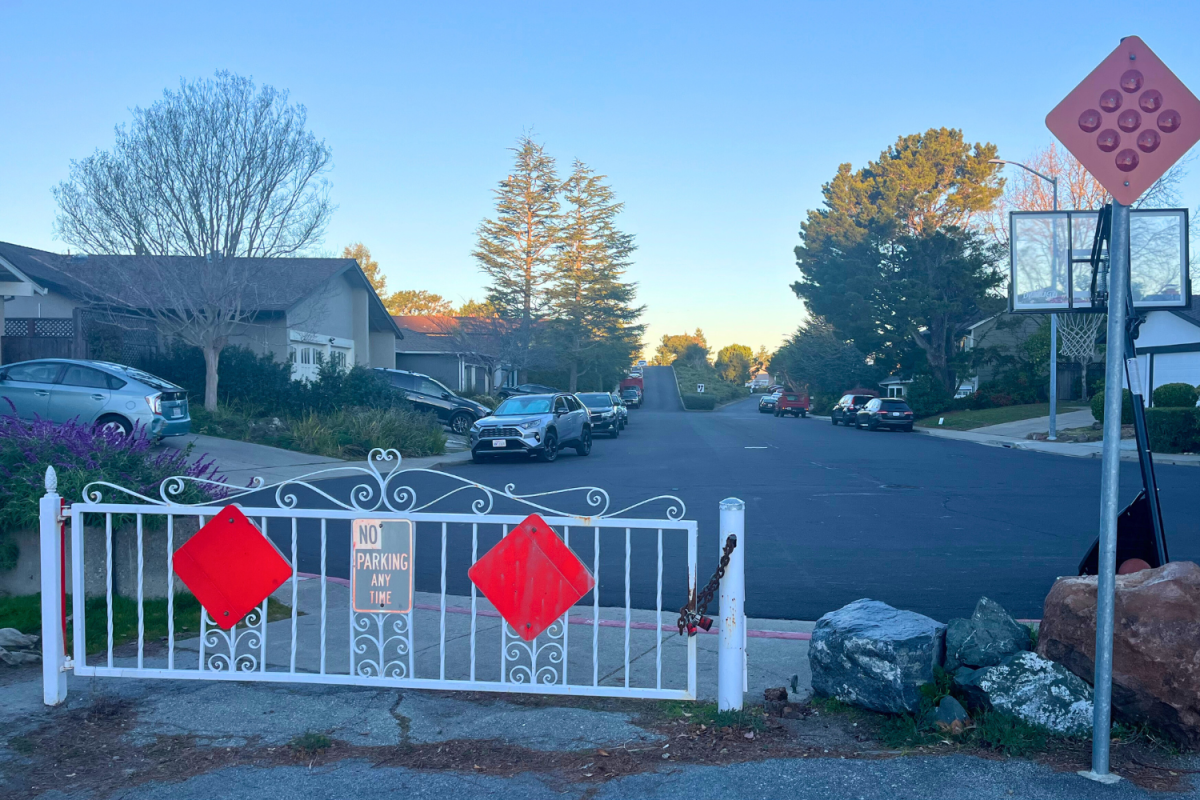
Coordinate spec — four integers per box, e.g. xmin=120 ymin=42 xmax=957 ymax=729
xmin=2 ymin=0 xmax=1198 ymax=358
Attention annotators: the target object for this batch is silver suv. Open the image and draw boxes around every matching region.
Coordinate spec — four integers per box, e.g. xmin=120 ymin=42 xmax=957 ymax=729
xmin=469 ymin=393 xmax=592 ymax=463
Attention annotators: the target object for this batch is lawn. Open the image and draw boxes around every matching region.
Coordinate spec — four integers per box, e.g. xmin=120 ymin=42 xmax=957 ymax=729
xmin=671 ymin=363 xmax=750 ymax=410
xmin=915 ymin=402 xmax=1088 ymax=431
xmin=0 ymin=593 xmax=291 ymax=655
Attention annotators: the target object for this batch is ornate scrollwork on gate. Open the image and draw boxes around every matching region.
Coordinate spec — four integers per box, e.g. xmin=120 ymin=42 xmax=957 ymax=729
xmin=352 ymin=611 xmax=410 ymax=679
xmin=504 ymin=617 xmax=566 ymax=685
xmin=201 ymin=607 xmax=262 ymax=673
xmin=82 ymin=448 xmax=686 ymax=521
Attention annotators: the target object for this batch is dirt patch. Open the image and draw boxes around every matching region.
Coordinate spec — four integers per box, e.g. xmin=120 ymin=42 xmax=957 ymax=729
xmin=4 ymin=691 xmax=1195 ymax=798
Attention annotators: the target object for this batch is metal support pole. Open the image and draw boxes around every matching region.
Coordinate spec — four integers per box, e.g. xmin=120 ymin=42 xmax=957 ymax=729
xmin=1049 ymin=313 xmax=1058 ymax=440
xmin=40 ymin=466 xmax=67 ymax=706
xmin=717 ymin=497 xmax=745 ymax=712
xmin=1049 ymin=179 xmax=1059 ymax=441
xmin=1082 ymin=200 xmax=1128 ymax=785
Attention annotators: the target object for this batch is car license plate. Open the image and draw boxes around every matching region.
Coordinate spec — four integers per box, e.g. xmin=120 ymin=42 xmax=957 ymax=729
xmin=171 ymin=409 xmax=183 ymax=418
xmin=492 ymin=440 xmax=507 ymax=448
xmin=891 ymin=412 xmax=901 ymax=417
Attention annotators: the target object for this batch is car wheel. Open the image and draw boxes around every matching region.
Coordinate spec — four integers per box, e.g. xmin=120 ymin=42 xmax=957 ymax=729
xmin=539 ymin=432 xmax=559 ymax=462
xmin=449 ymin=412 xmax=474 ymax=435
xmin=96 ymin=415 xmax=132 ymax=437
xmin=610 ymin=424 xmax=620 ymax=439
xmin=576 ymin=429 xmax=593 ymax=456
xmin=830 ymin=416 xmax=837 ymax=425
xmin=800 ymin=410 xmax=808 ymax=418
xmin=868 ymin=421 xmax=878 ymax=431
xmin=903 ymin=424 xmax=914 ymax=432
xmin=853 ymin=418 xmax=862 ymax=429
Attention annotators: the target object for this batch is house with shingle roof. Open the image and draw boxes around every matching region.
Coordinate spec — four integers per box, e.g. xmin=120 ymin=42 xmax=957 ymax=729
xmin=0 ymin=241 xmax=403 ymax=378
xmin=392 ymin=315 xmax=519 ymax=395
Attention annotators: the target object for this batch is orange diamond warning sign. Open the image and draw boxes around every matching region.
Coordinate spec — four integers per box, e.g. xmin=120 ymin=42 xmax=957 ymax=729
xmin=1046 ymin=36 xmax=1200 ymax=206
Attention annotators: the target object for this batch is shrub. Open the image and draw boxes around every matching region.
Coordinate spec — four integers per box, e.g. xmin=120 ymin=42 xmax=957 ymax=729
xmin=1152 ymin=382 xmax=1199 ymax=408
xmin=1091 ymin=389 xmax=1134 ymax=425
xmin=681 ymin=393 xmax=717 ymax=410
xmin=905 ymin=375 xmax=953 ymax=418
xmin=468 ymin=394 xmax=499 ymax=411
xmin=1144 ymin=407 xmax=1200 ymax=453
xmin=0 ymin=415 xmax=226 ymax=570
xmin=138 ymin=346 xmax=402 ymax=416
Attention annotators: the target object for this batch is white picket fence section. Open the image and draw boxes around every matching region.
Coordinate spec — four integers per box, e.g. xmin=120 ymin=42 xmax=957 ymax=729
xmin=37 ymin=449 xmax=746 ymax=709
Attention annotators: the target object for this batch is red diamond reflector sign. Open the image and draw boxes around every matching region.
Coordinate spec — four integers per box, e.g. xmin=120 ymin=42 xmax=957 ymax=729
xmin=173 ymin=505 xmax=292 ymax=630
xmin=468 ymin=513 xmax=595 ymax=642
xmin=1046 ymin=36 xmax=1200 ymax=206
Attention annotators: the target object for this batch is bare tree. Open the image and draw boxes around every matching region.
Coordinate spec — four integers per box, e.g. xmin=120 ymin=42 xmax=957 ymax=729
xmin=52 ymin=72 xmax=334 ymax=409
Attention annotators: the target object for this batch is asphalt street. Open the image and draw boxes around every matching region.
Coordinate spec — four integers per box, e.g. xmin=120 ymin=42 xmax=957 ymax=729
xmin=280 ymin=365 xmax=1200 ymax=622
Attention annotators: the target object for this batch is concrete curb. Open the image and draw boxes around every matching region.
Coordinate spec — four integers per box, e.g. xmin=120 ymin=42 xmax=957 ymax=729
xmin=915 ymin=426 xmax=1200 ymax=466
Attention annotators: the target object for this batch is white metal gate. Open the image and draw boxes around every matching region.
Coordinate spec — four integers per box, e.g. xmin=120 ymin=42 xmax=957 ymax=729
xmin=37 ymin=450 xmax=747 ymax=706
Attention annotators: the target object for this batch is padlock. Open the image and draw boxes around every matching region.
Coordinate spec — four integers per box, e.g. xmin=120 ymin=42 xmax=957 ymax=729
xmin=697 ymin=615 xmax=713 ymax=632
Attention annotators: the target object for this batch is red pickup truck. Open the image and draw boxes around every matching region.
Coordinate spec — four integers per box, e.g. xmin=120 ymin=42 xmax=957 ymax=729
xmin=619 ymin=376 xmax=643 ymax=408
xmin=774 ymin=389 xmax=810 ymax=418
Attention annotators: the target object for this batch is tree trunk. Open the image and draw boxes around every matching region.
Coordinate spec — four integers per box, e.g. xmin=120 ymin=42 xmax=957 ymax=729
xmin=1080 ymin=360 xmax=1089 ymax=402
xmin=569 ymin=361 xmax=578 ymax=393
xmin=203 ymin=343 xmax=222 ymax=412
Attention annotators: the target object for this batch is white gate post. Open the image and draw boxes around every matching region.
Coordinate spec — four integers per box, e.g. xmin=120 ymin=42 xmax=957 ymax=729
xmin=718 ymin=497 xmax=745 ymax=711
xmin=40 ymin=466 xmax=68 ymax=705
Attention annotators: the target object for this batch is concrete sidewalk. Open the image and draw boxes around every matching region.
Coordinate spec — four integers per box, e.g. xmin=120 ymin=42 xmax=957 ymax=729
xmin=970 ymin=407 xmax=1095 ymax=438
xmin=161 ymin=433 xmax=472 ymax=487
xmin=918 ymin=420 xmax=1200 ymax=466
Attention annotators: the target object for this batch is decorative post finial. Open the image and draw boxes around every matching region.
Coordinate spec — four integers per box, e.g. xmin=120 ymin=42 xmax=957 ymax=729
xmin=44 ymin=466 xmax=58 ymax=494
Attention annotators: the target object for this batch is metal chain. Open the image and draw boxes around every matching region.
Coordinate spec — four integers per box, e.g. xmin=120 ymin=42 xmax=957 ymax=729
xmin=677 ymin=534 xmax=737 ymax=636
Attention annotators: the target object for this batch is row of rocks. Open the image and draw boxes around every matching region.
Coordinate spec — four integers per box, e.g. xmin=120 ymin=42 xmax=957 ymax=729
xmin=0 ymin=627 xmax=40 ymax=666
xmin=810 ymin=561 xmax=1200 ymax=744
xmin=809 ymin=596 xmax=1093 ymax=734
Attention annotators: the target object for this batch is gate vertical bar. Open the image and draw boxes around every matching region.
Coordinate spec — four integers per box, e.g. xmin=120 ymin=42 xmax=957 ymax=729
xmin=71 ymin=511 xmax=85 ymax=672
xmin=136 ymin=515 xmax=144 ymax=670
xmin=167 ymin=515 xmax=175 ymax=670
xmin=718 ymin=498 xmax=745 ymax=712
xmin=40 ymin=468 xmax=67 ymax=705
xmin=290 ymin=518 xmax=298 ymax=673
xmin=1088 ymin=199 xmax=1129 ymax=782
xmin=686 ymin=522 xmax=697 ymax=700
xmin=105 ymin=513 xmax=113 ymax=669
xmin=320 ymin=520 xmax=327 ymax=675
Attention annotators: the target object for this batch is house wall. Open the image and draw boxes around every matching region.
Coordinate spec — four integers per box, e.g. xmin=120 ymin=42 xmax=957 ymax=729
xmin=369 ymin=330 xmax=395 ymax=368
xmin=227 ymin=315 xmax=290 ymax=364
xmin=395 ymin=353 xmax=462 ymax=390
xmin=289 ymin=273 xmax=357 ymax=342
xmin=6 ymin=291 xmax=80 ymax=319
xmin=1122 ymin=310 xmax=1200 ymax=405
xmin=351 ymin=286 xmax=371 ymax=367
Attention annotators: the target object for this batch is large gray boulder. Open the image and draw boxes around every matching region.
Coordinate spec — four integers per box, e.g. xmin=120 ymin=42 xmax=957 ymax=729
xmin=962 ymin=651 xmax=1093 ymax=736
xmin=944 ymin=597 xmax=1030 ymax=670
xmin=809 ymin=599 xmax=946 ymax=714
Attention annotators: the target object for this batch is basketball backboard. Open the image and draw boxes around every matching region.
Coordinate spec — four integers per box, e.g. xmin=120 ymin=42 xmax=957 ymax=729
xmin=1009 ymin=208 xmax=1189 ymax=312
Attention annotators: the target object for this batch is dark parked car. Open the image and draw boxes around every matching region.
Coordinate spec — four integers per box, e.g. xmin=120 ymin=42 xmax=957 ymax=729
xmin=497 ymin=383 xmax=560 ymax=400
xmin=620 ymin=387 xmax=641 ymax=408
xmin=469 ymin=393 xmax=592 ymax=463
xmin=854 ymin=398 xmax=915 ymax=431
xmin=830 ymin=394 xmax=877 ymax=426
xmin=578 ymin=392 xmax=622 ymax=438
xmin=375 ymin=368 xmax=490 ymax=435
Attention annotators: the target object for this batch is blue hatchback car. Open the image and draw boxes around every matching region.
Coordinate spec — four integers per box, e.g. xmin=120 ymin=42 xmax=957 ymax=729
xmin=0 ymin=358 xmax=190 ymax=437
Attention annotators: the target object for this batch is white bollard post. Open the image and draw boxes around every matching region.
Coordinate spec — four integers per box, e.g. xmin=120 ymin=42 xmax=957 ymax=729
xmin=40 ymin=466 xmax=68 ymax=705
xmin=718 ymin=497 xmax=745 ymax=712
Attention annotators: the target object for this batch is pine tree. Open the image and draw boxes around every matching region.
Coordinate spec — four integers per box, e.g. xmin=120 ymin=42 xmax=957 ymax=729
xmin=473 ymin=136 xmax=560 ymax=365
xmin=546 ymin=160 xmax=644 ymax=391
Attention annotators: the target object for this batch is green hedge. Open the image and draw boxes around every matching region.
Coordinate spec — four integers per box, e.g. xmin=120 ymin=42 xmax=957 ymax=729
xmin=681 ymin=393 xmax=717 ymax=410
xmin=1145 ymin=407 xmax=1200 ymax=453
xmin=1091 ymin=389 xmax=1134 ymax=425
xmin=1152 ymin=382 xmax=1199 ymax=408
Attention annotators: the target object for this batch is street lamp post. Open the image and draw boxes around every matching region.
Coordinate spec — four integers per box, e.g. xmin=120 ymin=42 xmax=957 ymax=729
xmin=991 ymin=158 xmax=1060 ymax=440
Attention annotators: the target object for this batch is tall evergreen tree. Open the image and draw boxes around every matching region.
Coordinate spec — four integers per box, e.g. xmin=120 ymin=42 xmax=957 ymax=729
xmin=546 ymin=161 xmax=644 ymax=390
xmin=473 ymin=136 xmax=560 ymax=366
